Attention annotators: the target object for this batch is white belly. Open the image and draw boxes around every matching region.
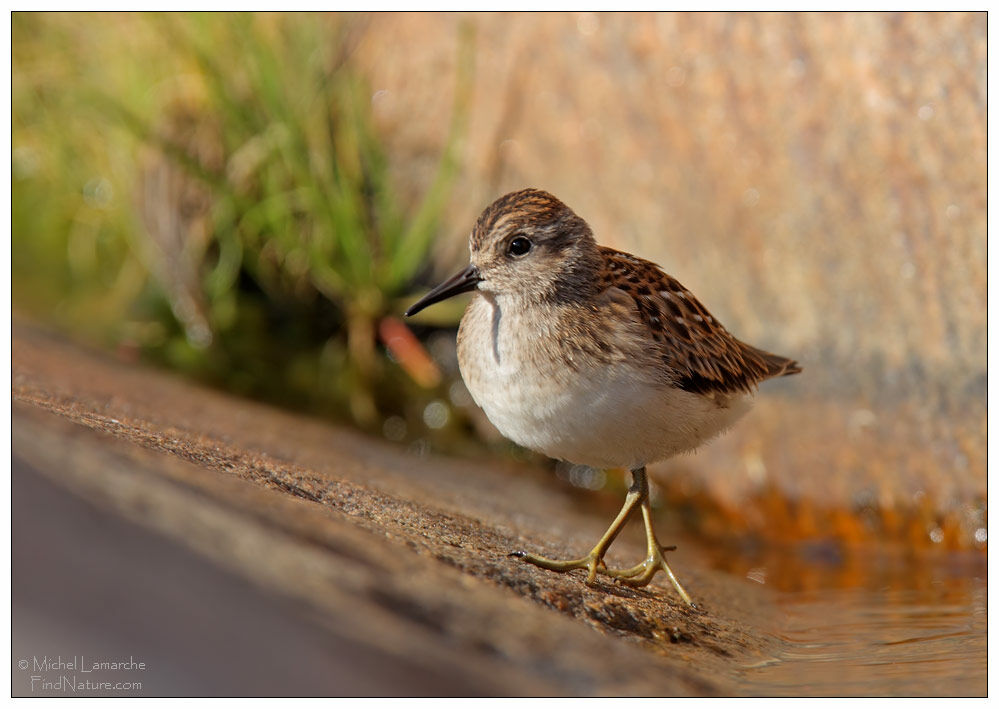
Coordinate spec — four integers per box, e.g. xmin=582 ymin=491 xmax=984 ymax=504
xmin=457 ymin=295 xmax=751 ymax=469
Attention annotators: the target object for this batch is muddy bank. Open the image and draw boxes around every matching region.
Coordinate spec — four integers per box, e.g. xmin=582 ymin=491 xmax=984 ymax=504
xmin=13 ymin=320 xmax=787 ymax=696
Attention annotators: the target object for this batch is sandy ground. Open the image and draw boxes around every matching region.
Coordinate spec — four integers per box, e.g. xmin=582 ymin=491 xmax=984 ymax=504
xmin=12 ymin=320 xmax=782 ymax=696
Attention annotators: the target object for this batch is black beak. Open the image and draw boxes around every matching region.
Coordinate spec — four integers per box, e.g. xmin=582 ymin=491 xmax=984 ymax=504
xmin=405 ymin=264 xmax=482 ymax=317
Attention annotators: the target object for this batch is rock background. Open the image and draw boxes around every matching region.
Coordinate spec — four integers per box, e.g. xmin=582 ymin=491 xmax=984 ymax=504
xmin=354 ymin=12 xmax=986 ymax=550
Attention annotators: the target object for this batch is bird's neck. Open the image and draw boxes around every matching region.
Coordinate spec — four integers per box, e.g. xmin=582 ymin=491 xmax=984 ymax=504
xmin=545 ymin=244 xmax=604 ymax=306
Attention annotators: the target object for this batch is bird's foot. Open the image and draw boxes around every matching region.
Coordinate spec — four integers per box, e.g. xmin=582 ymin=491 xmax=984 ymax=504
xmin=604 ymin=545 xmax=676 ymax=579
xmin=604 ymin=545 xmax=694 ymax=606
xmin=509 ymin=549 xmax=607 ymax=586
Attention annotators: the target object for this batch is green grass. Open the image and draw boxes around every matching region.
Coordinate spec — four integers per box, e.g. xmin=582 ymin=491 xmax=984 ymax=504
xmin=13 ymin=12 xmax=476 ymax=441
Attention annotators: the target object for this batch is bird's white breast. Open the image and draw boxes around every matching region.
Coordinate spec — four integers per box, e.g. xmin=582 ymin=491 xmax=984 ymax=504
xmin=457 ymin=293 xmax=751 ymax=470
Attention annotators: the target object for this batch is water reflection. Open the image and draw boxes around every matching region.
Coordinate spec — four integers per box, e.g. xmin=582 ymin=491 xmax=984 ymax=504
xmin=742 ymin=585 xmax=985 ymax=696
xmin=703 ymin=536 xmax=985 ymax=594
xmin=706 ymin=541 xmax=986 ymax=696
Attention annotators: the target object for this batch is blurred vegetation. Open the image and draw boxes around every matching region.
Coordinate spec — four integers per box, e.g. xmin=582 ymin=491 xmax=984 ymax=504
xmin=13 ymin=13 xmax=476 ymax=440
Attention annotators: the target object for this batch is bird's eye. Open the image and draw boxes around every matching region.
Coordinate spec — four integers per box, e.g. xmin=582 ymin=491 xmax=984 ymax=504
xmin=508 ymin=236 xmax=532 ymax=257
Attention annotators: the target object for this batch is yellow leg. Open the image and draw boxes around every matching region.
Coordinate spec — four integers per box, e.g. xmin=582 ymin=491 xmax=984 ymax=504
xmin=604 ymin=497 xmax=694 ymax=606
xmin=510 ymin=467 xmax=646 ymax=585
xmin=512 ymin=467 xmax=696 ymax=605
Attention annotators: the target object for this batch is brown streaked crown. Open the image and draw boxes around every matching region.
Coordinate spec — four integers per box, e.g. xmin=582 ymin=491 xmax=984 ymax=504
xmin=598 ymin=246 xmax=801 ymax=396
xmin=471 ymin=188 xmax=590 ymax=252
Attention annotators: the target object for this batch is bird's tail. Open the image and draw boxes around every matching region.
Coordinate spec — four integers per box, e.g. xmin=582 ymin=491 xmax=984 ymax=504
xmin=744 ymin=344 xmax=801 ymax=379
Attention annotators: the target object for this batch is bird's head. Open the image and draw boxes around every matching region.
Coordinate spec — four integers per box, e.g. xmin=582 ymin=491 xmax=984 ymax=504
xmin=405 ymin=188 xmax=601 ymax=317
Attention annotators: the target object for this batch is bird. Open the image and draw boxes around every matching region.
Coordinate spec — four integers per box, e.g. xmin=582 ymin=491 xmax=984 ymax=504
xmin=405 ymin=188 xmax=800 ymax=605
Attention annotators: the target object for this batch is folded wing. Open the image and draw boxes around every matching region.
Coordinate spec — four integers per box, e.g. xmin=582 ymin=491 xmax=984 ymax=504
xmin=598 ymin=247 xmax=801 ymax=396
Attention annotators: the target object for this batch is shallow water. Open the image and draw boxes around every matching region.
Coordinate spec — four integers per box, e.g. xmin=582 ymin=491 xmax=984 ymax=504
xmin=715 ymin=545 xmax=987 ymax=696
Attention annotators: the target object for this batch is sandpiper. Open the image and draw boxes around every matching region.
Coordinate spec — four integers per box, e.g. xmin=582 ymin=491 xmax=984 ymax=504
xmin=405 ymin=188 xmax=800 ymax=605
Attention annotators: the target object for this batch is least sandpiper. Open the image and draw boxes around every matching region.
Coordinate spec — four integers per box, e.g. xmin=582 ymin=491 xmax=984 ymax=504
xmin=406 ymin=188 xmax=800 ymax=605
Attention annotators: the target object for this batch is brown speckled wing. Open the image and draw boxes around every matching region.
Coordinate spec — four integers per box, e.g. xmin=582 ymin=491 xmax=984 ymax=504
xmin=598 ymin=247 xmax=801 ymax=396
